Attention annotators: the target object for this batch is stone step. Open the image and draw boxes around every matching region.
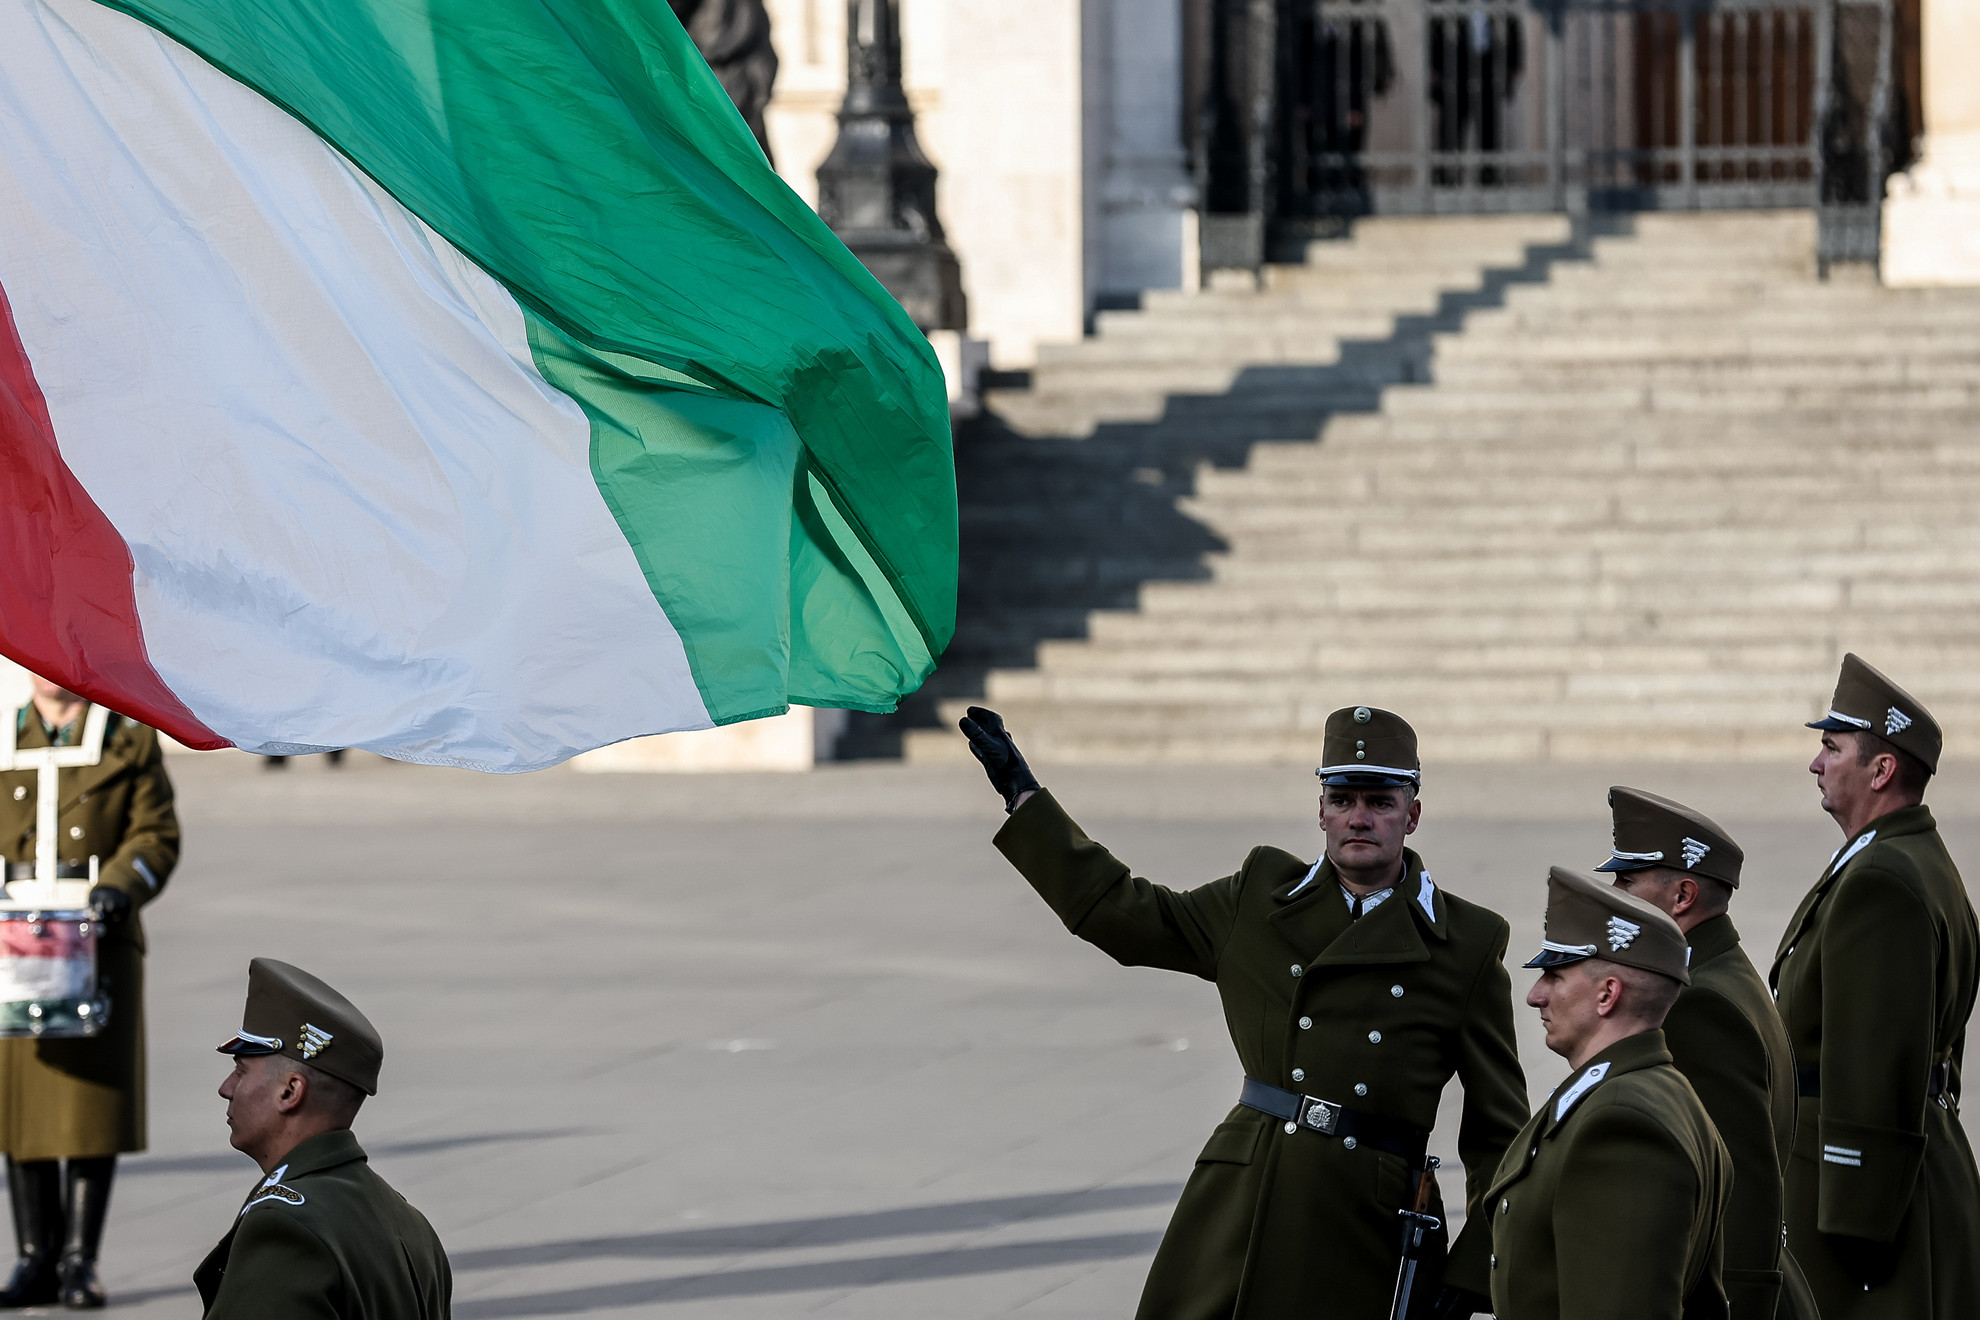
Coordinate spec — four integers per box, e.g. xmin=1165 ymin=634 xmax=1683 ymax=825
xmin=878 ymin=208 xmax=1980 ymax=765
xmin=1125 ymin=576 xmax=1924 ymax=613
xmin=977 ymin=667 xmax=1980 ymax=706
xmin=1078 ymin=608 xmax=1980 ymax=647
xmin=1379 ymin=382 xmax=1980 ymax=414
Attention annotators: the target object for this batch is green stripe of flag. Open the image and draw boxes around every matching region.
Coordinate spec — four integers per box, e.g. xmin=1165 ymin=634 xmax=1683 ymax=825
xmin=102 ymin=0 xmax=953 ymax=721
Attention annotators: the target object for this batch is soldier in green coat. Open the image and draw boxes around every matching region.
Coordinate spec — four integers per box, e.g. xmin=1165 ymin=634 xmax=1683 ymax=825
xmin=0 ymin=677 xmax=179 ymax=1308
xmin=1488 ymin=867 xmax=1730 ymax=1320
xmin=1596 ymin=787 xmax=1815 ymax=1320
xmin=1772 ymin=654 xmax=1980 ymax=1318
xmin=962 ymin=705 xmax=1528 ymax=1320
xmin=196 ymin=959 xmax=450 ymax=1318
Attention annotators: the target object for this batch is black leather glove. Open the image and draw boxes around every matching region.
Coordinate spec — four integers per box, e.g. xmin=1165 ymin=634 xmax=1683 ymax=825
xmin=88 ymin=885 xmax=131 ymax=924
xmin=958 ymin=706 xmax=1040 ymax=812
xmin=1824 ymin=1232 xmax=1900 ymax=1290
xmin=1427 ymin=1285 xmax=1490 ymax=1319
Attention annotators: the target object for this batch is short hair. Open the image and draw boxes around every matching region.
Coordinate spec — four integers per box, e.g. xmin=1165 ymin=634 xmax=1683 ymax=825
xmin=1584 ymin=957 xmax=1683 ymax=1025
xmin=1852 ymin=731 xmax=1931 ymax=798
xmin=1639 ymin=867 xmax=1733 ymax=919
xmin=298 ymin=1061 xmax=366 ymax=1123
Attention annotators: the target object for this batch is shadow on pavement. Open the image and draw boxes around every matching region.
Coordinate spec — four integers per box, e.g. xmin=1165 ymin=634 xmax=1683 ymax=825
xmin=454 ymin=1230 xmax=1165 ymax=1317
xmin=451 ymin=1180 xmax=1182 ymax=1271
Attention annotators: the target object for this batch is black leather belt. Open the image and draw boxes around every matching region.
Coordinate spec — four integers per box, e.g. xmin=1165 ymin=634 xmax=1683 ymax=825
xmin=1239 ymin=1077 xmax=1429 ymax=1163
xmin=1798 ymin=1061 xmax=1957 ymax=1109
xmin=5 ymin=863 xmax=86 ymax=883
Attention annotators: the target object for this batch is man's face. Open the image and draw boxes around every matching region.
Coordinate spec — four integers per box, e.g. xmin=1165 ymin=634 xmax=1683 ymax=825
xmin=219 ymin=1054 xmax=289 ymax=1156
xmin=1526 ymin=964 xmax=1603 ymax=1061
xmin=28 ymin=677 xmax=77 ymax=704
xmin=1810 ymin=731 xmax=1876 ymax=825
xmin=1610 ymin=868 xmax=1680 ymax=921
xmin=1318 ymin=784 xmax=1419 ymax=877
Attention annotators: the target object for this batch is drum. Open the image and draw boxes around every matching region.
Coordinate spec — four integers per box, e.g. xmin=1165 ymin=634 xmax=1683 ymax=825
xmin=0 ymin=911 xmax=108 ymax=1038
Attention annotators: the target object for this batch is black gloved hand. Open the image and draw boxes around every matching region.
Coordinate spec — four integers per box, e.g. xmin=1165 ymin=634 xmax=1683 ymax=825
xmin=88 ymin=885 xmax=131 ymax=924
xmin=1427 ymin=1285 xmax=1490 ymax=1319
xmin=958 ymin=706 xmax=1040 ymax=812
xmin=1824 ymin=1232 xmax=1900 ymax=1291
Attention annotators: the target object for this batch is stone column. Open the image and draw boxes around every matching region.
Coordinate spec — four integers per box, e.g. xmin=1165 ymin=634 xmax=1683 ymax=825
xmin=1091 ymin=0 xmax=1197 ymax=301
xmin=1881 ymin=0 xmax=1980 ymax=284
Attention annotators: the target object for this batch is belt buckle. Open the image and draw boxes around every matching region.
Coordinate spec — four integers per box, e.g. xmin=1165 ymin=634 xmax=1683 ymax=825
xmin=1298 ymin=1096 xmax=1341 ymax=1135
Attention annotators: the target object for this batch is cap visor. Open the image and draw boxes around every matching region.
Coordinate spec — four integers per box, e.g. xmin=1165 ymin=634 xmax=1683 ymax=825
xmin=1592 ymin=857 xmax=1654 ymax=873
xmin=1317 ymin=771 xmax=1418 ymax=788
xmin=1806 ymin=716 xmax=1861 ymax=731
xmin=1523 ymin=948 xmax=1593 ymax=970
xmin=216 ymin=1035 xmax=280 ymax=1057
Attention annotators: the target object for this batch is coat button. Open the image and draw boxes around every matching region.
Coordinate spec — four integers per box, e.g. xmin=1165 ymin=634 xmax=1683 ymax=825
xmin=1354 ymin=1083 xmax=1368 ymax=1096
xmin=1299 ymin=1016 xmax=1313 ymax=1030
xmin=1284 ymin=1122 xmax=1298 ymax=1135
xmin=1291 ymin=1068 xmax=1305 ymax=1083
xmin=1342 ymin=1136 xmax=1357 ymax=1151
xmin=9 ymin=787 xmax=22 ymax=801
xmin=1530 ymin=1146 xmax=1538 ymax=1158
xmin=1368 ymin=1030 xmax=1382 ymax=1044
xmin=67 ymin=826 xmax=83 ymax=840
xmin=1490 ymin=1254 xmax=1497 ymax=1269
xmin=1391 ymin=985 xmax=1404 ymax=998
xmin=1500 ymin=1198 xmax=1510 ymax=1214
xmin=1290 ymin=964 xmax=1303 ymax=978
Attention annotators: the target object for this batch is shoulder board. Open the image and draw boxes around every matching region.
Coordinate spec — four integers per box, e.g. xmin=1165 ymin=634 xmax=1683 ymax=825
xmin=1553 ymin=1061 xmax=1611 ymax=1123
xmin=241 ymin=1184 xmax=306 ymax=1216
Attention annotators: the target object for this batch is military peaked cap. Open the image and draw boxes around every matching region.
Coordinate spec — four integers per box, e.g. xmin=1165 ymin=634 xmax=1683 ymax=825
xmin=1595 ymin=786 xmax=1744 ymax=888
xmin=1807 ymin=652 xmax=1941 ymax=773
xmin=1525 ymin=866 xmax=1691 ymax=985
xmin=218 ymin=958 xmax=383 ymax=1095
xmin=1315 ymin=706 xmax=1420 ymax=788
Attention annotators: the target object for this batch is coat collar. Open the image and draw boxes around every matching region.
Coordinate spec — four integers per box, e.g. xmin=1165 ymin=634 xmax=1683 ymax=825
xmin=10 ymin=705 xmax=132 ymax=805
xmin=1685 ymin=913 xmax=1740 ymax=969
xmin=1541 ymin=1028 xmax=1671 ymax=1137
xmin=265 ymin=1128 xmax=366 ymax=1183
xmin=1488 ymin=1029 xmax=1672 ymax=1202
xmin=1771 ymin=804 xmax=1937 ymax=985
xmin=1268 ymin=848 xmax=1444 ymax=966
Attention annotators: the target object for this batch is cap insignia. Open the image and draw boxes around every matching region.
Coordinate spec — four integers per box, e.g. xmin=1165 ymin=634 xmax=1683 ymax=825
xmin=1679 ymin=837 xmax=1710 ymax=869
xmin=1606 ymin=916 xmax=1641 ymax=951
xmin=299 ymin=1023 xmax=334 ymax=1059
xmin=1352 ymin=707 xmax=1371 ymax=723
xmin=1885 ymin=707 xmax=1912 ymax=736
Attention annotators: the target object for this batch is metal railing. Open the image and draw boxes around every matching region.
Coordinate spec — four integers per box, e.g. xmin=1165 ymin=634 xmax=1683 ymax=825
xmin=1188 ymin=0 xmax=1894 ymax=266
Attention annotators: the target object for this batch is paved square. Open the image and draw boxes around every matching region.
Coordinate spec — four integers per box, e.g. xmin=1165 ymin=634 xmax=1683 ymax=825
xmin=67 ymin=753 xmax=1980 ymax=1316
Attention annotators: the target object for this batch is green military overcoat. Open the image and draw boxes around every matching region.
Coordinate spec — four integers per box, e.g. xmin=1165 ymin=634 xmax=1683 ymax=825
xmin=0 ymin=707 xmax=179 ymax=1159
xmin=1666 ymin=914 xmax=1815 ymax=1320
xmin=996 ymin=790 xmax=1528 ymax=1320
xmin=194 ymin=1129 xmax=451 ymax=1318
xmin=1770 ymin=803 xmax=1980 ymax=1319
xmin=1486 ymin=1029 xmax=1730 ymax=1320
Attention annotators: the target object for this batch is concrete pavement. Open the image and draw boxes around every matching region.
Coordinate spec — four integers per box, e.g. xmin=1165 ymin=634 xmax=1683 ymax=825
xmin=67 ymin=751 xmax=1980 ymax=1316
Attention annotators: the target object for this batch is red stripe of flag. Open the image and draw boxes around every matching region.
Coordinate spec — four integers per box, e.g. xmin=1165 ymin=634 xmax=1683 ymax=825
xmin=0 ymin=278 xmax=228 ymax=748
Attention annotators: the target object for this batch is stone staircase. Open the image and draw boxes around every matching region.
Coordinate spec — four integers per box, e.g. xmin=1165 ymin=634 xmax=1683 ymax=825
xmin=865 ymin=210 xmax=1980 ymax=764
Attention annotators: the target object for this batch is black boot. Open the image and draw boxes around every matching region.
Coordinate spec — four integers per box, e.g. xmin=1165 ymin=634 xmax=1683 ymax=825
xmin=0 ymin=1158 xmax=60 ymax=1307
xmin=56 ymin=1157 xmax=112 ymax=1309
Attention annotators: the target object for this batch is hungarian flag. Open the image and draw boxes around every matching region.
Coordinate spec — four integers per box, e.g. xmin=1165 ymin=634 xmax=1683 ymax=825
xmin=0 ymin=0 xmax=955 ymax=770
